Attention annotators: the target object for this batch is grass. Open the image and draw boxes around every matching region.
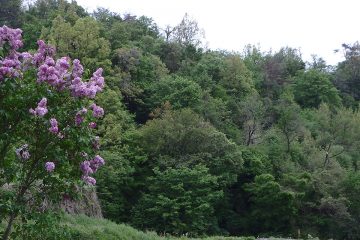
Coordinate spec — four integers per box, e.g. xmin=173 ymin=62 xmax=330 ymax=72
xmin=1 ymin=214 xmax=311 ymax=240
xmin=62 ymin=214 xmax=255 ymax=240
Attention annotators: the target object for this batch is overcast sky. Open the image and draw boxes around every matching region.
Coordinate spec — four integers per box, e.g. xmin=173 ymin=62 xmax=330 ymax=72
xmin=75 ymin=0 xmax=360 ymax=65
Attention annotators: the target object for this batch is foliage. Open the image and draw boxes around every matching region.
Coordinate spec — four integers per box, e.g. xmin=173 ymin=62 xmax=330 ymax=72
xmin=144 ymin=75 xmax=202 ymax=111
xmin=2 ymin=213 xmax=260 ymax=240
xmin=132 ymin=165 xmax=223 ymax=236
xmin=0 ymin=0 xmax=23 ymax=28
xmin=293 ymin=69 xmax=341 ymax=108
xmin=3 ymin=2 xmax=360 ymax=239
xmin=0 ymin=26 xmax=106 ymax=239
xmin=334 ymin=42 xmax=360 ymax=100
xmin=244 ymin=174 xmax=297 ymax=234
xmin=136 ymin=109 xmax=242 ymax=184
xmin=43 ymin=16 xmax=111 ymax=72
xmin=168 ymin=13 xmax=205 ymax=48
xmin=10 ymin=211 xmax=73 ymax=240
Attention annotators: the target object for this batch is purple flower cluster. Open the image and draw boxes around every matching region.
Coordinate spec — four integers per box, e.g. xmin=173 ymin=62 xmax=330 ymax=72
xmin=90 ymin=68 xmax=105 ymax=89
xmin=0 ymin=26 xmax=25 ymax=81
xmin=0 ymin=28 xmax=44 ymax=82
xmin=29 ymin=97 xmax=48 ymax=117
xmin=0 ymin=55 xmax=21 ymax=81
xmin=37 ymin=57 xmax=70 ymax=90
xmin=32 ymin=40 xmax=55 ymax=66
xmin=0 ymin=26 xmax=23 ymax=50
xmin=89 ymin=103 xmax=104 ymax=118
xmin=15 ymin=144 xmax=30 ymax=160
xmin=82 ymin=176 xmax=96 ymax=185
xmin=90 ymin=155 xmax=105 ymax=172
xmin=80 ymin=154 xmax=105 ymax=185
xmin=49 ymin=118 xmax=59 ymax=134
xmin=1 ymin=26 xmax=107 ymax=185
xmin=45 ymin=162 xmax=55 ymax=172
xmin=80 ymin=161 xmax=93 ymax=175
xmin=31 ymin=41 xmax=104 ymax=99
xmin=72 ymin=59 xmax=83 ymax=78
xmin=75 ymin=108 xmax=88 ymax=125
xmin=69 ymin=68 xmax=104 ymax=98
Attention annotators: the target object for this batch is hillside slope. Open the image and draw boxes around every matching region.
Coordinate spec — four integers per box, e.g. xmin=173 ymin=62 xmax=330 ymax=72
xmin=2 ymin=214 xmax=302 ymax=240
xmin=63 ymin=214 xmax=256 ymax=240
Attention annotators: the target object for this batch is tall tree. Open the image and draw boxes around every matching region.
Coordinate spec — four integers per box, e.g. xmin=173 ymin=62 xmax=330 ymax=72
xmin=293 ymin=69 xmax=341 ymax=108
xmin=171 ymin=13 xmax=205 ymax=47
xmin=334 ymin=42 xmax=360 ymax=100
xmin=43 ymin=16 xmax=111 ymax=71
xmin=262 ymin=47 xmax=305 ymax=98
xmin=0 ymin=0 xmax=23 ymax=28
xmin=131 ymin=165 xmax=223 ymax=236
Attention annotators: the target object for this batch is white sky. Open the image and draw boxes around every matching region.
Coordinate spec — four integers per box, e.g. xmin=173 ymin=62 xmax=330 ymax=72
xmin=75 ymin=0 xmax=360 ymax=65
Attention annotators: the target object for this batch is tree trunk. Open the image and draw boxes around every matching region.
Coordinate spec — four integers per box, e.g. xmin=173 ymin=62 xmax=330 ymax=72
xmin=2 ymin=213 xmax=16 ymax=240
xmin=286 ymin=133 xmax=291 ymax=153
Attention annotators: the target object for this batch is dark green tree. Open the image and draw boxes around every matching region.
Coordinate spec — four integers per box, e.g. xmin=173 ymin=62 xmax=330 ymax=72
xmin=131 ymin=165 xmax=223 ymax=236
xmin=244 ymin=174 xmax=297 ymax=235
xmin=334 ymin=42 xmax=360 ymax=100
xmin=144 ymin=75 xmax=202 ymax=111
xmin=137 ymin=109 xmax=243 ymax=184
xmin=293 ymin=69 xmax=341 ymax=108
xmin=0 ymin=0 xmax=23 ymax=28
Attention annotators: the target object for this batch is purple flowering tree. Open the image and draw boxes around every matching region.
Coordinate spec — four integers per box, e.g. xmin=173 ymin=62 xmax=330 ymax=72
xmin=0 ymin=26 xmax=105 ymax=240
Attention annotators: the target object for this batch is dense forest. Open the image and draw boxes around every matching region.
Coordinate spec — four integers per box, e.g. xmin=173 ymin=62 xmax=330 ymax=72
xmin=2 ymin=0 xmax=360 ymax=239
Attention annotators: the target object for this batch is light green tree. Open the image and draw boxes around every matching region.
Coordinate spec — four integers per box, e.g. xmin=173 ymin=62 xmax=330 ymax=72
xmin=43 ymin=16 xmax=111 ymax=72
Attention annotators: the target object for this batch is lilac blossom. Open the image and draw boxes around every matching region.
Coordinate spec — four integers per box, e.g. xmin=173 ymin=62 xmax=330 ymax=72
xmin=90 ymin=155 xmax=105 ymax=173
xmin=56 ymin=57 xmax=70 ymax=72
xmin=49 ymin=118 xmax=59 ymax=134
xmin=37 ymin=57 xmax=60 ymax=86
xmin=32 ymin=40 xmax=56 ymax=66
xmin=82 ymin=176 xmax=96 ymax=185
xmin=90 ymin=68 xmax=104 ymax=89
xmin=45 ymin=162 xmax=55 ymax=172
xmin=54 ymin=57 xmax=71 ymax=90
xmin=20 ymin=52 xmax=32 ymax=62
xmin=89 ymin=103 xmax=104 ymax=118
xmin=80 ymin=161 xmax=93 ymax=176
xmin=79 ymin=153 xmax=105 ymax=185
xmin=69 ymin=77 xmax=87 ymax=97
xmin=75 ymin=108 xmax=87 ymax=125
xmin=72 ymin=59 xmax=83 ymax=78
xmin=69 ymin=67 xmax=104 ymax=99
xmin=69 ymin=78 xmax=102 ymax=99
xmin=29 ymin=97 xmax=48 ymax=117
xmin=35 ymin=50 xmax=69 ymax=90
xmin=75 ymin=114 xmax=84 ymax=126
xmin=0 ymin=26 xmax=23 ymax=50
xmin=88 ymin=122 xmax=96 ymax=128
xmin=0 ymin=53 xmax=21 ymax=81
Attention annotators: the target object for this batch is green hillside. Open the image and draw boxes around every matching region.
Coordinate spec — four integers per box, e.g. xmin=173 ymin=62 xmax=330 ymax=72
xmin=64 ymin=214 xmax=257 ymax=240
xmin=1 ymin=214 xmax=286 ymax=240
xmin=2 ymin=0 xmax=360 ymax=239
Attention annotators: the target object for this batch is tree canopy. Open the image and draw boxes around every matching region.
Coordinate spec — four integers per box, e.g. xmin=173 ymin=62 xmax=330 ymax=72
xmin=2 ymin=1 xmax=360 ymax=239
